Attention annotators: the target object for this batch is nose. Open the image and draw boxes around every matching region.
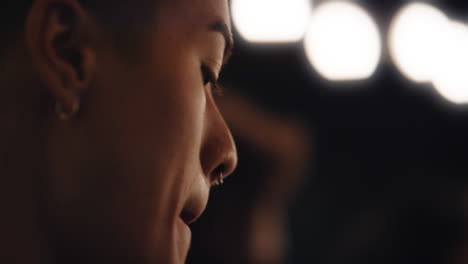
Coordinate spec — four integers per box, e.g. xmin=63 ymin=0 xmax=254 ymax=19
xmin=200 ymin=95 xmax=238 ymax=186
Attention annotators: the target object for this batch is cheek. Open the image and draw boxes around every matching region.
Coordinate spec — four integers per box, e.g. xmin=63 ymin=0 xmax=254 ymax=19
xmin=49 ymin=52 xmax=208 ymax=260
xmin=91 ymin=56 xmax=207 ymax=209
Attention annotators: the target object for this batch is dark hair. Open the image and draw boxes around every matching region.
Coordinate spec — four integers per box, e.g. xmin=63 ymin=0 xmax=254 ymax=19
xmin=0 ymin=1 xmax=159 ymax=57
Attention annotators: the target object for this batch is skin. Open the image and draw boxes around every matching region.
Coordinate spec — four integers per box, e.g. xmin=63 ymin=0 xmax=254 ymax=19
xmin=189 ymin=93 xmax=311 ymax=264
xmin=0 ymin=0 xmax=237 ymax=264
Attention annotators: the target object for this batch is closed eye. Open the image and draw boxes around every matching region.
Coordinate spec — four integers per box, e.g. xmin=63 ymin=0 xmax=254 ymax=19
xmin=201 ymin=64 xmax=224 ymax=96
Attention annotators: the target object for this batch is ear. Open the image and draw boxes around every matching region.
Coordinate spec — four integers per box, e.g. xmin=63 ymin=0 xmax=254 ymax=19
xmin=25 ymin=0 xmax=96 ymax=115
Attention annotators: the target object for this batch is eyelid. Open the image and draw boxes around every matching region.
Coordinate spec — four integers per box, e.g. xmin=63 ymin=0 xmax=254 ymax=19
xmin=205 ymin=58 xmax=222 ymax=76
xmin=201 ymin=64 xmax=224 ymax=96
xmin=202 ymin=64 xmax=218 ymax=82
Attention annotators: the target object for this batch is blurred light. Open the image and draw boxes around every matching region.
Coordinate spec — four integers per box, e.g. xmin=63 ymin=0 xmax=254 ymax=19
xmin=304 ymin=1 xmax=381 ymax=81
xmin=432 ymin=21 xmax=468 ymax=104
xmin=231 ymin=0 xmax=312 ymax=43
xmin=389 ymin=2 xmax=449 ymax=83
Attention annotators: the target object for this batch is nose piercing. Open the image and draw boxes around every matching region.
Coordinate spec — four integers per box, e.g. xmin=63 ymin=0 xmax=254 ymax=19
xmin=214 ymin=171 xmax=224 ymax=186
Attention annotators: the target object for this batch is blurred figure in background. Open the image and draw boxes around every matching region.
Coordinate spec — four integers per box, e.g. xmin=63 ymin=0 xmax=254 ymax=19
xmin=188 ymin=91 xmax=312 ymax=264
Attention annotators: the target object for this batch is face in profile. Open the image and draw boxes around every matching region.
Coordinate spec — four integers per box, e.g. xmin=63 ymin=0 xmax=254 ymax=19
xmin=188 ymin=94 xmax=311 ymax=264
xmin=23 ymin=0 xmax=237 ymax=263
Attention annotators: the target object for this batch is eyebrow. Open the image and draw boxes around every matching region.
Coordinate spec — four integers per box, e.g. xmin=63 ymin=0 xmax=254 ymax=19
xmin=209 ymin=21 xmax=234 ymax=65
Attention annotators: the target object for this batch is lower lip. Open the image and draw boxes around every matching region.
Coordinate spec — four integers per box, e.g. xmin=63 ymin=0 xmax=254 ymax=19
xmin=177 ymin=217 xmax=192 ymax=254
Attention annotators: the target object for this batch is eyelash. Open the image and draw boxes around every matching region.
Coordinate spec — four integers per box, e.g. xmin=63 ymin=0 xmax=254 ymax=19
xmin=201 ymin=65 xmax=224 ymax=96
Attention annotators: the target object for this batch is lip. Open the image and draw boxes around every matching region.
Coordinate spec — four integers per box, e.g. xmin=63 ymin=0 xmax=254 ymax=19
xmin=178 ymin=216 xmax=191 ymax=236
xmin=179 ymin=193 xmax=208 ymax=226
xmin=175 ymin=188 xmax=208 ymax=261
xmin=180 ymin=208 xmax=198 ymax=225
xmin=176 ymin=217 xmax=192 ymax=257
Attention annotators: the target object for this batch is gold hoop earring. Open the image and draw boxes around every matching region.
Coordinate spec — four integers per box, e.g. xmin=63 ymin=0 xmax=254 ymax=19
xmin=55 ymin=101 xmax=80 ymax=120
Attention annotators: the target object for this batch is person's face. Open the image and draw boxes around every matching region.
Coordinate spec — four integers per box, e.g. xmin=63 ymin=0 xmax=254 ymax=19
xmin=45 ymin=0 xmax=237 ymax=263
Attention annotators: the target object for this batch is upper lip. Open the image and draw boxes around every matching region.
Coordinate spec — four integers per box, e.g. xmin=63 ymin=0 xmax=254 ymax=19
xmin=179 ymin=193 xmax=208 ymax=225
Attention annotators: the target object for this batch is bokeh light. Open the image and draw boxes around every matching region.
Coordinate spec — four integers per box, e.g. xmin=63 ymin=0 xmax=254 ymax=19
xmin=304 ymin=1 xmax=381 ymax=81
xmin=389 ymin=2 xmax=449 ymax=83
xmin=231 ymin=0 xmax=312 ymax=43
xmin=432 ymin=21 xmax=468 ymax=104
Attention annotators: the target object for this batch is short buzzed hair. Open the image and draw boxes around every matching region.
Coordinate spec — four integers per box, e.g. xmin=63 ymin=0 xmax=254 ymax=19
xmin=0 ymin=1 xmax=160 ymax=58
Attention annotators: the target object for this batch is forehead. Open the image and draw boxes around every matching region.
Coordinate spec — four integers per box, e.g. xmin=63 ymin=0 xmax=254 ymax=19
xmin=159 ymin=0 xmax=231 ymax=29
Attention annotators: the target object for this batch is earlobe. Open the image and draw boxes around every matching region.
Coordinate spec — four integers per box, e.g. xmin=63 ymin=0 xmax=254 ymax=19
xmin=24 ymin=0 xmax=96 ymax=117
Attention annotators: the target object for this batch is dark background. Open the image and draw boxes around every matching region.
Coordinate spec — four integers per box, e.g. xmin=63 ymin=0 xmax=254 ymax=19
xmin=221 ymin=1 xmax=468 ymax=263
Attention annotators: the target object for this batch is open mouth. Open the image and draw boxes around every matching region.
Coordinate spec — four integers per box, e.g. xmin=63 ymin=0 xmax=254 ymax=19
xmin=180 ymin=208 xmax=198 ymax=225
